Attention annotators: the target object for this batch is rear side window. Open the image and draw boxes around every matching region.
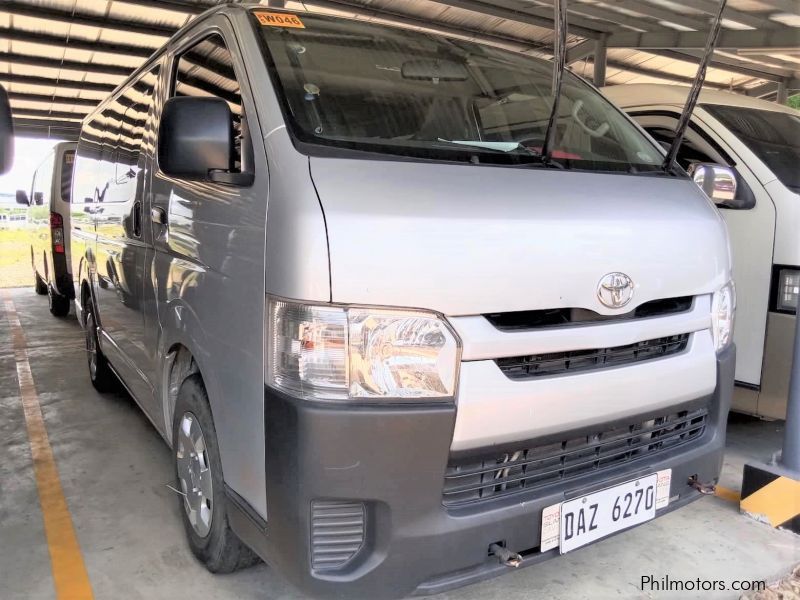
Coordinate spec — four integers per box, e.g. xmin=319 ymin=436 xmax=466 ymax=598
xmin=173 ymin=34 xmax=245 ymax=171
xmin=60 ymin=150 xmax=74 ymax=202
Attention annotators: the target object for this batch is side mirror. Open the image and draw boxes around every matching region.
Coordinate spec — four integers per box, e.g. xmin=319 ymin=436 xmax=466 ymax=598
xmin=0 ymin=85 xmax=13 ymax=175
xmin=15 ymin=189 xmax=29 ymax=205
xmin=33 ymin=191 xmax=44 ymax=206
xmin=158 ymin=96 xmax=252 ymax=185
xmin=688 ymin=162 xmax=755 ymax=210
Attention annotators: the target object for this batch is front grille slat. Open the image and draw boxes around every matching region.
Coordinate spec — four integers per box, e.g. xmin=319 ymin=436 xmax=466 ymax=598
xmin=443 ymin=408 xmax=708 ymax=508
xmin=445 ymin=412 xmax=706 ymax=482
xmin=496 ymin=334 xmax=690 ymax=380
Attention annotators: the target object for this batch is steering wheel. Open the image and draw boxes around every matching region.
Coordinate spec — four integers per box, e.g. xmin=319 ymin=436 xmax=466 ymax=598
xmin=571 ymin=99 xmax=609 ymax=138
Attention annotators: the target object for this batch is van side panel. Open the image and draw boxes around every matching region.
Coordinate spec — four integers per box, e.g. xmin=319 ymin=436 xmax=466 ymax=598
xmin=146 ymin=16 xmax=276 ymax=519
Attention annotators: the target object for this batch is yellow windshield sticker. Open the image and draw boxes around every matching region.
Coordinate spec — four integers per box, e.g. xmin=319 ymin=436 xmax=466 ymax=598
xmin=255 ymin=12 xmax=305 ymax=28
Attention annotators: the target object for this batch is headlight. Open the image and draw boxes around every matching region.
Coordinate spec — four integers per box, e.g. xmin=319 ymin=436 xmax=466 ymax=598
xmin=776 ymin=268 xmax=799 ymax=314
xmin=711 ymin=282 xmax=735 ymax=352
xmin=267 ymin=297 xmax=460 ymax=401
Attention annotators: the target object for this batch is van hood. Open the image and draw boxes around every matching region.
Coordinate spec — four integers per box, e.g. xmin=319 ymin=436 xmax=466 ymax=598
xmin=309 ymin=157 xmax=731 ymax=316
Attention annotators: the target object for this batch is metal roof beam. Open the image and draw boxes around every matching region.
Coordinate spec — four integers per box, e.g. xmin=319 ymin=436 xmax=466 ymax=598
xmin=2 ymin=1 xmax=177 ymax=37
xmin=566 ymin=40 xmax=596 ymax=63
xmin=545 ymin=1 xmax=669 ymax=32
xmin=10 ymin=108 xmax=85 ymax=121
xmin=754 ymin=0 xmax=800 ymax=16
xmin=468 ymin=0 xmax=622 ymax=34
xmin=745 ymin=81 xmax=780 ymax=98
xmin=653 ymin=49 xmax=799 ymax=82
xmin=736 ymin=53 xmax=800 ymax=71
xmin=427 ymin=0 xmax=605 ymax=38
xmin=0 ymin=52 xmax=133 ymax=77
xmin=602 ymin=59 xmax=733 ymax=90
xmin=11 ymin=117 xmax=80 ymax=140
xmin=7 ymin=92 xmax=97 ymax=108
xmin=607 ymin=1 xmax=708 ymax=31
xmin=607 ymin=27 xmax=800 ymax=49
xmin=0 ymin=28 xmax=155 ymax=59
xmin=689 ymin=0 xmax=775 ymax=29
xmin=0 ymin=73 xmax=116 ymax=93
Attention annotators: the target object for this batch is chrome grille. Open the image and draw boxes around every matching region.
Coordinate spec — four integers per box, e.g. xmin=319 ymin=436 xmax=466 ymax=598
xmin=310 ymin=500 xmax=365 ymax=571
xmin=443 ymin=408 xmax=708 ymax=508
xmin=496 ymin=334 xmax=690 ymax=380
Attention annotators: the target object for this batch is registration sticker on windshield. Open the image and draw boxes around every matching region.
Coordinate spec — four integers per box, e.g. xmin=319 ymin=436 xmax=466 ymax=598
xmin=254 ymin=12 xmax=305 ymax=28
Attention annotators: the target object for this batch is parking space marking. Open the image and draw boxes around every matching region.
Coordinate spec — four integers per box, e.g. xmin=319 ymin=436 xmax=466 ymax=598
xmin=3 ymin=298 xmax=94 ymax=600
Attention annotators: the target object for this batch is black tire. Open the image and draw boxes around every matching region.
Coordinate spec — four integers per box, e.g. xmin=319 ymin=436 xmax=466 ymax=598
xmin=173 ymin=375 xmax=259 ymax=573
xmin=84 ymin=305 xmax=119 ymax=392
xmin=34 ymin=273 xmax=47 ymax=295
xmin=48 ymin=286 xmax=71 ymax=317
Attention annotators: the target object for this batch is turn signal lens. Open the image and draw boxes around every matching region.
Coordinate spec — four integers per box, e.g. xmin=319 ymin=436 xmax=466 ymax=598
xmin=711 ymin=282 xmax=735 ymax=352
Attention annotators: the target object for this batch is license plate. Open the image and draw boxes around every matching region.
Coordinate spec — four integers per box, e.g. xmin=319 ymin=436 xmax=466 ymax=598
xmin=559 ymin=474 xmax=658 ymax=554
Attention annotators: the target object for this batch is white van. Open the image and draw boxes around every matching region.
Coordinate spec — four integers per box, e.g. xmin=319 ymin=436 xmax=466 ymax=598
xmin=72 ymin=7 xmax=736 ymax=597
xmin=16 ymin=141 xmax=77 ymax=316
xmin=604 ymin=85 xmax=798 ymax=420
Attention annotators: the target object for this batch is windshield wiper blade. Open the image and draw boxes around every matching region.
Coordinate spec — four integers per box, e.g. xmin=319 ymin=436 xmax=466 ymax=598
xmin=662 ymin=0 xmax=727 ymax=173
xmin=540 ymin=0 xmax=567 ymax=166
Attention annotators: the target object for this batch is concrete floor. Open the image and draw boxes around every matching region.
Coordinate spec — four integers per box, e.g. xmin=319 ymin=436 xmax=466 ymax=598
xmin=1 ymin=286 xmax=798 ymax=600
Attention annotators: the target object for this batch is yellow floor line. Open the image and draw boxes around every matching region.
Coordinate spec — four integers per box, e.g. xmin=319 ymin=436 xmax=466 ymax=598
xmin=715 ymin=485 xmax=741 ymax=503
xmin=3 ymin=297 xmax=94 ymax=600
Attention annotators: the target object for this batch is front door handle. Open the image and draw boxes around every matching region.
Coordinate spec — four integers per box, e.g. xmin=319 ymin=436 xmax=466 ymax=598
xmin=151 ymin=206 xmax=167 ymax=225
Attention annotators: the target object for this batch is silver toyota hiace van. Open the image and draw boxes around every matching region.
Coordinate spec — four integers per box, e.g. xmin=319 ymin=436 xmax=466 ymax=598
xmin=72 ymin=5 xmax=735 ymax=598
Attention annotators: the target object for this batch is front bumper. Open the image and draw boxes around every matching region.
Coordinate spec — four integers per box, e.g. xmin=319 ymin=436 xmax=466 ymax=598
xmin=229 ymin=346 xmax=734 ymax=599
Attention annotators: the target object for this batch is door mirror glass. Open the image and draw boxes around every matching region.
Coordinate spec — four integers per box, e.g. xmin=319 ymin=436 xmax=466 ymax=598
xmin=15 ymin=189 xmax=29 ymax=205
xmin=0 ymin=85 xmax=13 ymax=175
xmin=158 ymin=96 xmax=233 ymax=179
xmin=688 ymin=163 xmax=754 ymax=210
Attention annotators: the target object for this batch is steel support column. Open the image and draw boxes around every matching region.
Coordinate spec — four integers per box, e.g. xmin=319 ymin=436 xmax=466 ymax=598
xmin=777 ymin=80 xmax=789 ymax=104
xmin=593 ymin=39 xmax=607 ymax=87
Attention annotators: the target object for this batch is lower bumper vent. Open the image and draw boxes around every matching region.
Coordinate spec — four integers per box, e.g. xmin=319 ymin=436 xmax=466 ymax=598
xmin=310 ymin=500 xmax=365 ymax=571
xmin=443 ymin=407 xmax=708 ymax=507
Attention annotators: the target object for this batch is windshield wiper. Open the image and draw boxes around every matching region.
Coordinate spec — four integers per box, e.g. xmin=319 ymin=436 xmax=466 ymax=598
xmin=663 ymin=0 xmax=727 ymax=173
xmin=540 ymin=0 xmax=567 ymax=166
xmin=435 ymin=139 xmax=565 ymax=167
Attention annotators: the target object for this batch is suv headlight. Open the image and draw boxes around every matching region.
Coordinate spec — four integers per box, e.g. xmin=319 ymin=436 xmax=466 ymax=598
xmin=711 ymin=282 xmax=735 ymax=352
xmin=267 ymin=297 xmax=460 ymax=401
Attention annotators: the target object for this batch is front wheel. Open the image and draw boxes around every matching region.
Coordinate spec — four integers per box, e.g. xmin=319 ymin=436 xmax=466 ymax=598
xmin=173 ymin=375 xmax=259 ymax=573
xmin=84 ymin=306 xmax=118 ymax=392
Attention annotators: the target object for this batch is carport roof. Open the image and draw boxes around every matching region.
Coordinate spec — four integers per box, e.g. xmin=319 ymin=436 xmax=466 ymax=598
xmin=2 ymin=0 xmax=799 ymax=138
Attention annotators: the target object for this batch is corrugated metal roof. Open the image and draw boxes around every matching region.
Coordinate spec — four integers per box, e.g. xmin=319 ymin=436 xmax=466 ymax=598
xmin=1 ymin=0 xmax=798 ymax=138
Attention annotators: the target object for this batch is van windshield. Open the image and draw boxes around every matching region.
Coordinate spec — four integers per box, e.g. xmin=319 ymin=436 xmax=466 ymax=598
xmin=253 ymin=11 xmax=664 ymax=172
xmin=702 ymin=104 xmax=800 ymax=193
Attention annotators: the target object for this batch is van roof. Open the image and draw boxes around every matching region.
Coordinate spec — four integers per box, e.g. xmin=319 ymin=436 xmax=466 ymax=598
xmin=601 ymin=83 xmax=799 ymax=116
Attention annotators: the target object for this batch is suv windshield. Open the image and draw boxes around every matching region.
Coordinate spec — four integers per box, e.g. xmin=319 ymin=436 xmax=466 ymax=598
xmin=702 ymin=104 xmax=800 ymax=193
xmin=253 ymin=11 xmax=663 ymax=172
